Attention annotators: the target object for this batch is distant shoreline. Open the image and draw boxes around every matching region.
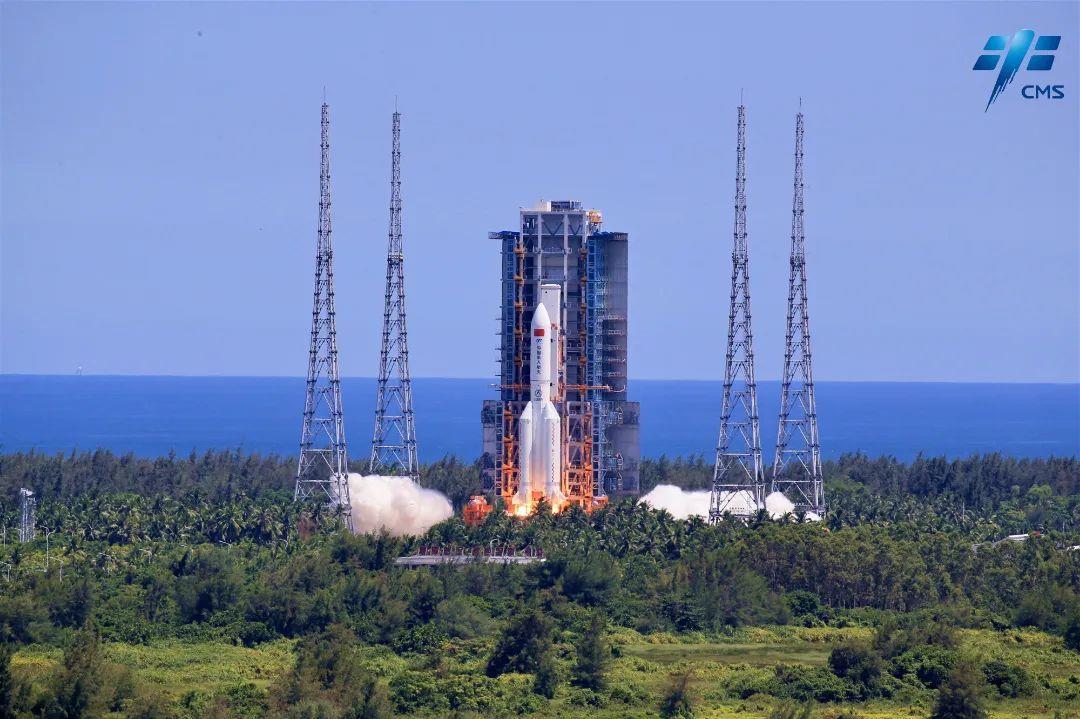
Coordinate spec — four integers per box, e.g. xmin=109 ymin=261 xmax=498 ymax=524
xmin=2 ymin=375 xmax=1077 ymax=461
xmin=3 ymin=373 xmax=1079 ymax=385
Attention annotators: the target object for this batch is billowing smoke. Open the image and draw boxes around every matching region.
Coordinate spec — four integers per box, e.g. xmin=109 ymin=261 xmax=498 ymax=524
xmin=347 ymin=474 xmax=453 ymax=536
xmin=639 ymin=485 xmax=821 ymax=521
xmin=639 ymin=484 xmax=712 ymax=519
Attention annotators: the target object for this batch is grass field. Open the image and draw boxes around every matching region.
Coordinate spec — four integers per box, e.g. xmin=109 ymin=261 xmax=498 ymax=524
xmin=11 ymin=626 xmax=1080 ymax=718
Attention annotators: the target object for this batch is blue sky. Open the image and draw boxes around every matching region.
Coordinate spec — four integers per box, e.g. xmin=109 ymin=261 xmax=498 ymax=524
xmin=2 ymin=1 xmax=1077 ymax=382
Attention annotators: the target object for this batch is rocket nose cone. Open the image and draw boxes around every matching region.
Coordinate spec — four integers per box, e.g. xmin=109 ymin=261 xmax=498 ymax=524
xmin=531 ymin=303 xmax=550 ymax=331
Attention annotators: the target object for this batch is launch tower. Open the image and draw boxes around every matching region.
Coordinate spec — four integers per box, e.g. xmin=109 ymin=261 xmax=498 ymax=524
xmin=18 ymin=488 xmax=35 ymax=543
xmin=772 ymin=110 xmax=825 ymax=515
xmin=482 ymin=201 xmax=640 ymax=512
xmin=294 ymin=101 xmax=353 ymax=530
xmin=370 ymin=110 xmax=419 ymax=478
xmin=709 ymin=105 xmax=765 ymax=522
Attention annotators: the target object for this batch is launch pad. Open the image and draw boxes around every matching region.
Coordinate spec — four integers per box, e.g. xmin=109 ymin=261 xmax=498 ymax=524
xmin=480 ymin=201 xmax=640 ymax=520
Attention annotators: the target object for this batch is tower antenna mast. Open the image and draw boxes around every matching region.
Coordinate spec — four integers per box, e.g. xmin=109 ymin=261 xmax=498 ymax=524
xmin=710 ymin=104 xmax=765 ymax=522
xmin=772 ymin=109 xmax=825 ymax=515
xmin=295 ymin=100 xmax=353 ymax=530
xmin=370 ymin=109 xmax=419 ymax=478
xmin=18 ymin=488 xmax=36 ymax=543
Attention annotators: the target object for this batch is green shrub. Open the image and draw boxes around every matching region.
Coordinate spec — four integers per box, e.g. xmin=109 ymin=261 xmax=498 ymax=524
xmin=768 ymin=701 xmax=813 ymax=719
xmin=485 ymin=607 xmax=552 ymax=677
xmin=389 ymin=671 xmax=449 ymax=713
xmin=889 ymin=645 xmax=957 ymax=689
xmin=234 ymin=620 xmax=276 ymax=647
xmin=784 ymin=591 xmax=824 ymax=620
xmin=434 ymin=596 xmax=492 ymax=639
xmin=1014 ymin=585 xmax=1077 ymax=633
xmin=441 ymin=675 xmax=503 ymax=713
xmin=533 ymin=650 xmax=559 ymax=699
xmin=567 ymin=687 xmax=608 ymax=708
xmin=172 ymin=548 xmax=242 ymax=624
xmin=391 ymin=622 xmax=446 ymax=655
xmin=982 ymin=659 xmax=1035 ymax=698
xmin=1063 ymin=606 xmax=1080 ymax=652
xmin=571 ymin=611 xmax=609 ymax=692
xmin=828 ymin=641 xmax=884 ymax=697
xmin=930 ymin=662 xmax=986 ymax=719
xmin=722 ymin=668 xmax=774 ymax=700
xmin=562 ymin=553 xmax=621 ymax=607
xmin=609 ymin=681 xmax=648 ymax=705
xmin=873 ymin=617 xmax=957 ymax=659
xmin=771 ymin=665 xmax=858 ymax=703
xmin=678 ymin=548 xmax=788 ymax=628
xmin=660 ymin=670 xmax=694 ymax=719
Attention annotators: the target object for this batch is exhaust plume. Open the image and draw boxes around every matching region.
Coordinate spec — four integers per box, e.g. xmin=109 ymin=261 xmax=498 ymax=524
xmin=347 ymin=473 xmax=453 ymax=536
xmin=639 ymin=484 xmax=712 ymax=519
xmin=639 ymin=485 xmax=820 ymax=521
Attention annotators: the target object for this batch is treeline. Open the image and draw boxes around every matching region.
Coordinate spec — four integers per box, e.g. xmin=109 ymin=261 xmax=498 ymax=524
xmin=0 ymin=450 xmax=483 ymax=510
xmin=2 ymin=451 xmax=1078 ymax=543
xmin=640 ymin=452 xmax=1079 ymax=505
xmin=3 ymin=448 xmax=1077 ymax=506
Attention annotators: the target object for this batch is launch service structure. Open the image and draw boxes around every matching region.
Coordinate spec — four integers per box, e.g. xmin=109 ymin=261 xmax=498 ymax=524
xmin=294 ymin=101 xmax=353 ymax=531
xmin=481 ymin=201 xmax=640 ymax=517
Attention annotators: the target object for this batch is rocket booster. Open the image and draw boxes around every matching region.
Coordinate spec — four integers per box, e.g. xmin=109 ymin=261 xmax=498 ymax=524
xmin=516 ymin=301 xmax=565 ymax=511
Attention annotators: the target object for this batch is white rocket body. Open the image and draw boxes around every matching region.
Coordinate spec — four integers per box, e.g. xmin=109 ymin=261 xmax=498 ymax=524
xmin=516 ymin=301 xmax=565 ymax=511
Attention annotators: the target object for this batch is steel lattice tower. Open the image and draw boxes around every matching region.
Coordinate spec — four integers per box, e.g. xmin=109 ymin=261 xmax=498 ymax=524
xmin=370 ymin=111 xmax=419 ymax=478
xmin=772 ymin=110 xmax=825 ymax=515
xmin=710 ymin=105 xmax=765 ymax=522
xmin=295 ymin=101 xmax=353 ymax=530
xmin=18 ymin=488 xmax=36 ymax=543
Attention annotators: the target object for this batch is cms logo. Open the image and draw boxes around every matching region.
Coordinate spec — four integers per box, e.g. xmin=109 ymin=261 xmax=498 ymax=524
xmin=973 ymin=30 xmax=1063 ymax=110
xmin=1021 ymin=85 xmax=1065 ymax=99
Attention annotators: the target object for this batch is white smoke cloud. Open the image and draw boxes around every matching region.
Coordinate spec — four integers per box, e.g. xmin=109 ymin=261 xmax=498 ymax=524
xmin=347 ymin=473 xmax=453 ymax=536
xmin=639 ymin=485 xmax=821 ymax=522
xmin=764 ymin=491 xmax=796 ymax=517
xmin=639 ymin=484 xmax=712 ymax=519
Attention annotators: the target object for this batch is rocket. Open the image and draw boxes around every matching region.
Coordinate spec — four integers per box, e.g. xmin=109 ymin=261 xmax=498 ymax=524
xmin=516 ymin=301 xmax=565 ymax=511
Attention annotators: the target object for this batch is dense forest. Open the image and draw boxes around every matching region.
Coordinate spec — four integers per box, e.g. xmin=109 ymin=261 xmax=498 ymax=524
xmin=0 ymin=449 xmax=1077 ymax=718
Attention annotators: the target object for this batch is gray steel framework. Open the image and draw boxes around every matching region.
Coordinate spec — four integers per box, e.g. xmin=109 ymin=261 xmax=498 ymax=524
xmin=370 ymin=111 xmax=419 ymax=478
xmin=710 ymin=105 xmax=765 ymax=521
xmin=19 ymin=488 xmax=36 ymax=543
xmin=772 ymin=110 xmax=825 ymax=515
xmin=294 ymin=102 xmax=353 ymax=530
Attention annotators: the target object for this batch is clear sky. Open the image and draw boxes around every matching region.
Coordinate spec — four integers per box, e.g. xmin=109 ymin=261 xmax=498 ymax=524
xmin=2 ymin=1 xmax=1077 ymax=382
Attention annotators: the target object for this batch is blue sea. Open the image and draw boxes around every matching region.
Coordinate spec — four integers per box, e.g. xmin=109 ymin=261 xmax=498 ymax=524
xmin=1 ymin=375 xmax=1077 ymax=461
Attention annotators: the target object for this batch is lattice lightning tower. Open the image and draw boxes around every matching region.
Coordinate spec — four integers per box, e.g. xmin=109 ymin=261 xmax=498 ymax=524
xmin=772 ymin=109 xmax=825 ymax=515
xmin=710 ymin=105 xmax=765 ymax=522
xmin=370 ymin=110 xmax=419 ymax=478
xmin=295 ymin=101 xmax=353 ymax=530
xmin=18 ymin=488 xmax=36 ymax=543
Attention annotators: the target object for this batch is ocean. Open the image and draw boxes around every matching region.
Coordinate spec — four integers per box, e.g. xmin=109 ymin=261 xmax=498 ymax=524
xmin=1 ymin=375 xmax=1077 ymax=461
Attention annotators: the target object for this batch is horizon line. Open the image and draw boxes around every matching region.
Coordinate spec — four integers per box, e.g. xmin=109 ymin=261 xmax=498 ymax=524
xmin=2 ymin=372 xmax=1078 ymax=386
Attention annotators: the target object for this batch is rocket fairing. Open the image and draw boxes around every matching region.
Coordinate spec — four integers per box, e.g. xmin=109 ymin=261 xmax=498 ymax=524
xmin=516 ymin=302 xmax=565 ymax=512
